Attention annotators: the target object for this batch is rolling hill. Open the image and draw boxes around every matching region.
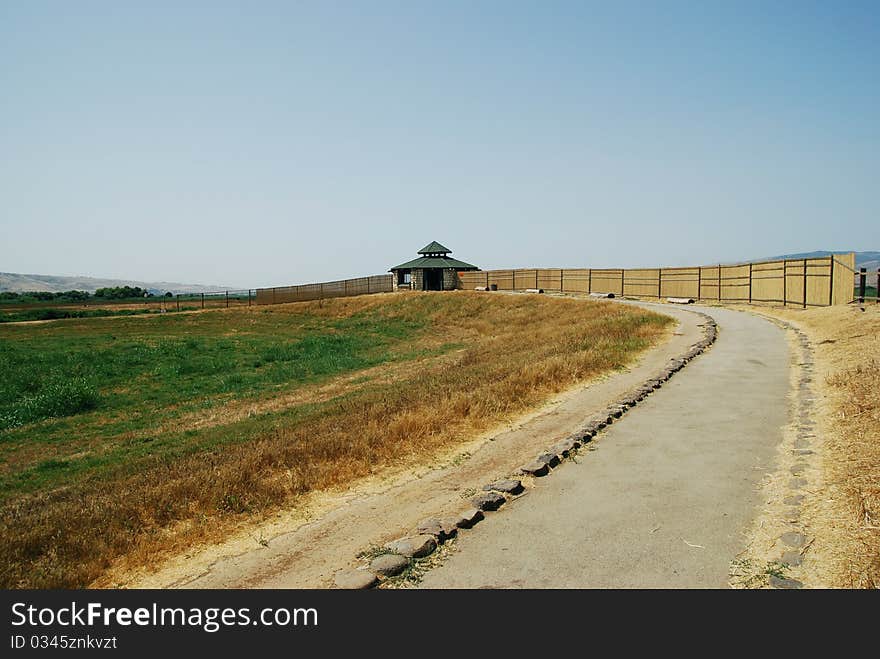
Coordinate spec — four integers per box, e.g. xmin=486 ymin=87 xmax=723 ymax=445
xmin=0 ymin=272 xmax=241 ymax=295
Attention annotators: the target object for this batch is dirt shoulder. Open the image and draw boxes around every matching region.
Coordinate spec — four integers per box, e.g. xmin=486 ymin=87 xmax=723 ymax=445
xmin=724 ymin=302 xmax=879 ymax=588
xmin=108 ymin=303 xmax=703 ymax=589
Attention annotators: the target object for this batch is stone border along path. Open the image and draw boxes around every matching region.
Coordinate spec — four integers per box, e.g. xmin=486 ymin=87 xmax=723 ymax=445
xmin=333 ymin=310 xmax=719 ymax=588
xmin=741 ymin=314 xmax=816 ymax=590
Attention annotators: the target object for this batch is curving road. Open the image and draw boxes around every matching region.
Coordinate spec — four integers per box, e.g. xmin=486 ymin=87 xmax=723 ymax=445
xmin=419 ymin=304 xmax=790 ymax=588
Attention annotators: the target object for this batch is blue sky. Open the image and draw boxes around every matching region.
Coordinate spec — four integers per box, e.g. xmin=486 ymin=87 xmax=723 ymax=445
xmin=1 ymin=1 xmax=877 ymax=287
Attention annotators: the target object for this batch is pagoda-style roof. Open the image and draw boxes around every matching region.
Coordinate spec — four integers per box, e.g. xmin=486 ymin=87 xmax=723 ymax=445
xmin=417 ymin=241 xmax=451 ymax=255
xmin=390 ymin=241 xmax=479 ymax=272
xmin=390 ymin=255 xmax=479 ymax=271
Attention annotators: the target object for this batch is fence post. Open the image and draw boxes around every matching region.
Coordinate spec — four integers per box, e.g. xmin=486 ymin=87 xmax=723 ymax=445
xmin=657 ymin=268 xmax=662 ymax=299
xmin=225 ymin=290 xmax=229 ymax=308
xmin=748 ymin=263 xmax=752 ymax=304
xmin=828 ymin=257 xmax=834 ymax=306
xmin=201 ymin=293 xmax=205 ymax=309
xmin=176 ymin=295 xmax=180 ymax=312
xmin=697 ymin=267 xmax=702 ymax=301
xmin=535 ymin=270 xmax=538 ymax=290
xmin=248 ymin=290 xmax=252 ymax=307
xmin=560 ymin=269 xmax=564 ymax=292
xmin=587 ymin=269 xmax=592 ymax=294
xmin=802 ymin=259 xmax=808 ymax=309
xmin=783 ymin=261 xmax=787 ymax=306
xmin=858 ymin=267 xmax=866 ymax=304
xmin=366 ymin=278 xmax=370 ymax=295
xmin=877 ymin=269 xmax=879 ymax=304
xmin=718 ymin=265 xmax=722 ymax=302
xmin=620 ymin=269 xmax=625 ymax=297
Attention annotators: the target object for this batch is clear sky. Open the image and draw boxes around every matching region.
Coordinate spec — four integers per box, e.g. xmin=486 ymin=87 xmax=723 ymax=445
xmin=1 ymin=1 xmax=877 ymax=288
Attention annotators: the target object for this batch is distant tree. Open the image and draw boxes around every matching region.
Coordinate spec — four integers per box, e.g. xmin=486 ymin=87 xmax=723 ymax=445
xmin=165 ymin=291 xmax=173 ymax=298
xmin=95 ymin=286 xmax=147 ymax=299
xmin=56 ymin=290 xmax=90 ymax=301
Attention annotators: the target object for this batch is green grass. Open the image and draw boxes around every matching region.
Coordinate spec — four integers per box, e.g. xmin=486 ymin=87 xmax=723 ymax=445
xmin=0 ymin=307 xmax=163 ymax=323
xmin=0 ymin=305 xmax=427 ymax=498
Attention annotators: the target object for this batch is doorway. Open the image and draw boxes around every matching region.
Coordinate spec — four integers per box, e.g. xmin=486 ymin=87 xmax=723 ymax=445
xmin=424 ymin=269 xmax=443 ymax=291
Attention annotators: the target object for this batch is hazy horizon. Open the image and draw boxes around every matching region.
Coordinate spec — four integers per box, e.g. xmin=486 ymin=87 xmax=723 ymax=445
xmin=2 ymin=2 xmax=877 ymax=289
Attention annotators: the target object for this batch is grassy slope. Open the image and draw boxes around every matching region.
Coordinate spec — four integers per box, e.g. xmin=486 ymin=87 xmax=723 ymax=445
xmin=0 ymin=292 xmax=671 ymax=588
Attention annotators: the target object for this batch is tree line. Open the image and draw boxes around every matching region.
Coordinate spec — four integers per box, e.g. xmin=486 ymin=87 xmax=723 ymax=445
xmin=0 ymin=287 xmax=173 ymax=303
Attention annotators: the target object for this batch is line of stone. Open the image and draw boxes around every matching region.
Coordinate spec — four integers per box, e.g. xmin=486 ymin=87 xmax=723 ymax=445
xmin=333 ymin=310 xmax=719 ymax=589
xmin=752 ymin=315 xmax=816 ymax=590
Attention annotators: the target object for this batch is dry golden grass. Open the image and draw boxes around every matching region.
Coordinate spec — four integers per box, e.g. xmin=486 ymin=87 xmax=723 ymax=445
xmin=0 ymin=291 xmax=670 ymax=588
xmin=825 ymin=359 xmax=880 ymax=587
xmin=745 ymin=303 xmax=880 ymax=588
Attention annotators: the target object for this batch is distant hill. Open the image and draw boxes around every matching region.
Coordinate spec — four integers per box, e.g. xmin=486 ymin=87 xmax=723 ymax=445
xmin=764 ymin=251 xmax=879 ymax=271
xmin=0 ymin=272 xmax=242 ymax=295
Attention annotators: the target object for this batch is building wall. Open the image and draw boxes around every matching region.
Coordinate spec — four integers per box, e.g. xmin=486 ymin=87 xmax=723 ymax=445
xmin=392 ymin=270 xmax=412 ymax=290
xmin=394 ymin=268 xmax=465 ymax=291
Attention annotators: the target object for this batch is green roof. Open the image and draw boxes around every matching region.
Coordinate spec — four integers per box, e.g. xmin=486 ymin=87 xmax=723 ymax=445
xmin=418 ymin=241 xmax=451 ymax=255
xmin=390 ymin=255 xmax=479 ymax=271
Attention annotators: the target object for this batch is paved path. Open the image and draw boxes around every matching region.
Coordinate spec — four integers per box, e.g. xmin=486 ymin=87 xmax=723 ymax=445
xmin=419 ymin=305 xmax=790 ymax=588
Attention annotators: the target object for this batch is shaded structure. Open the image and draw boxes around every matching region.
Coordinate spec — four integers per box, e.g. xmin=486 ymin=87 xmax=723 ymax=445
xmin=390 ymin=241 xmax=479 ymax=291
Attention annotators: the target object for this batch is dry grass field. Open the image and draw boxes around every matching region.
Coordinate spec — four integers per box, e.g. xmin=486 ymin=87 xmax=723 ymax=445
xmin=0 ymin=291 xmax=671 ymax=588
xmin=752 ymin=303 xmax=879 ymax=588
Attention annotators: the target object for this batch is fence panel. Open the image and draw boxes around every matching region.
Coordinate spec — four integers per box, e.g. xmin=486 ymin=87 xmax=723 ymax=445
xmin=806 ymin=258 xmax=832 ymax=307
xmin=487 ymin=270 xmax=514 ymax=291
xmin=537 ymin=268 xmax=563 ymax=292
xmin=623 ymin=268 xmax=660 ymax=298
xmin=720 ymin=264 xmax=750 ymax=302
xmin=513 ymin=269 xmax=539 ymax=290
xmin=698 ymin=266 xmax=720 ymax=300
xmin=750 ymin=261 xmax=785 ymax=303
xmin=459 ymin=271 xmax=489 ymax=289
xmin=660 ymin=267 xmax=700 ymax=299
xmin=590 ymin=269 xmax=624 ymax=296
xmin=784 ymin=260 xmax=805 ymax=307
xmin=832 ymin=253 xmax=857 ymax=305
xmin=561 ymin=268 xmax=591 ymax=293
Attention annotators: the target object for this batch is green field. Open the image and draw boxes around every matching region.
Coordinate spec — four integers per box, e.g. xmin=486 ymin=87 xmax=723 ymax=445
xmin=0 ymin=302 xmax=430 ymax=499
xmin=0 ymin=293 xmax=671 ymax=588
